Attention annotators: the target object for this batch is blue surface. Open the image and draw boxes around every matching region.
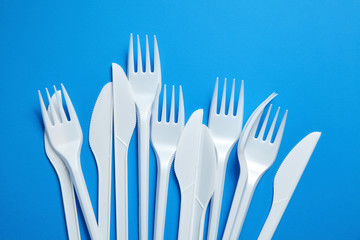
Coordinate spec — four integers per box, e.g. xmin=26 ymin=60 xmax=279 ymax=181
xmin=0 ymin=0 xmax=359 ymax=239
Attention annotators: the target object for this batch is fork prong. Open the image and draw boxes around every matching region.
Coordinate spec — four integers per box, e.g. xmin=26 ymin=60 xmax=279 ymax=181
xmin=54 ymin=86 xmax=67 ymax=122
xmin=38 ymin=90 xmax=52 ymax=128
xmin=137 ymin=35 xmax=143 ymax=73
xmin=169 ymin=85 xmax=175 ymax=123
xmin=249 ymin=109 xmax=264 ymax=138
xmin=210 ymin=78 xmax=219 ymax=115
xmin=153 ymin=35 xmax=160 ymax=74
xmin=258 ymin=104 xmax=272 ymax=140
xmin=266 ymin=107 xmax=280 ymax=142
xmin=236 ymin=80 xmax=244 ymax=117
xmin=273 ymin=110 xmax=288 ymax=145
xmin=127 ymin=34 xmax=135 ymax=74
xmin=161 ymin=85 xmax=167 ymax=122
xmin=145 ymin=35 xmax=151 ymax=72
xmin=228 ymin=79 xmax=235 ymax=116
xmin=178 ymin=85 xmax=184 ymax=126
xmin=61 ymin=84 xmax=78 ymax=121
xmin=46 ymin=88 xmax=59 ymax=124
xmin=152 ymin=86 xmax=160 ymax=123
xmin=220 ymin=78 xmax=227 ymax=115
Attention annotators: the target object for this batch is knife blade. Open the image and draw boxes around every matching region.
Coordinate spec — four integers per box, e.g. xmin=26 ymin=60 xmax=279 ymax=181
xmin=258 ymin=132 xmax=321 ymax=240
xmin=112 ymin=63 xmax=136 ymax=240
xmin=89 ymin=82 xmax=113 ymax=240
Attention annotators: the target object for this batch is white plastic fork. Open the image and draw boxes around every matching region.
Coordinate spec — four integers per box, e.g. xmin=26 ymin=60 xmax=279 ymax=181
xmin=44 ymin=91 xmax=81 ymax=240
xmin=229 ymin=105 xmax=288 ymax=240
xmin=223 ymin=93 xmax=277 ymax=240
xmin=38 ymin=85 xmax=100 ymax=240
xmin=151 ymin=84 xmax=185 ymax=240
xmin=127 ymin=34 xmax=161 ymax=240
xmin=207 ymin=78 xmax=244 ymax=240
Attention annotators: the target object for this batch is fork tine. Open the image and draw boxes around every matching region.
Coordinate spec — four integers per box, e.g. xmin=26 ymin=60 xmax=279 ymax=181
xmin=46 ymin=88 xmax=60 ymax=124
xmin=249 ymin=109 xmax=264 ymax=138
xmin=153 ymin=35 xmax=160 ymax=74
xmin=169 ymin=85 xmax=175 ymax=123
xmin=236 ymin=80 xmax=244 ymax=117
xmin=258 ymin=104 xmax=272 ymax=140
xmin=137 ymin=35 xmax=143 ymax=73
xmin=228 ymin=79 xmax=235 ymax=115
xmin=178 ymin=85 xmax=184 ymax=125
xmin=273 ymin=110 xmax=288 ymax=145
xmin=220 ymin=78 xmax=227 ymax=115
xmin=145 ymin=35 xmax=151 ymax=72
xmin=161 ymin=85 xmax=167 ymax=122
xmin=38 ymin=90 xmax=52 ymax=128
xmin=210 ymin=78 xmax=219 ymax=114
xmin=266 ymin=107 xmax=280 ymax=142
xmin=152 ymin=86 xmax=160 ymax=123
xmin=61 ymin=84 xmax=78 ymax=121
xmin=127 ymin=34 xmax=134 ymax=74
xmin=54 ymin=86 xmax=67 ymax=122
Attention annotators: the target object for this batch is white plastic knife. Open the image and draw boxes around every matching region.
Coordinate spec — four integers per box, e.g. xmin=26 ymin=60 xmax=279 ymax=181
xmin=257 ymin=132 xmax=321 ymax=240
xmin=112 ymin=63 xmax=136 ymax=240
xmin=175 ymin=109 xmax=217 ymax=240
xmin=89 ymin=82 xmax=113 ymax=240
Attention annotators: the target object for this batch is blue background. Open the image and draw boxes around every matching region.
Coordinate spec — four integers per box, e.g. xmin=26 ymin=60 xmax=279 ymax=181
xmin=0 ymin=0 xmax=359 ymax=239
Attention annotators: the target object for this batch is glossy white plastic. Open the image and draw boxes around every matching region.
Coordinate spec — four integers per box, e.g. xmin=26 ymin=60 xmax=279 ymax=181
xmin=258 ymin=132 xmax=321 ymax=240
xmin=207 ymin=78 xmax=244 ymax=240
xmin=175 ymin=110 xmax=217 ymax=240
xmin=151 ymin=85 xmax=184 ymax=240
xmin=223 ymin=93 xmax=277 ymax=240
xmin=89 ymin=82 xmax=113 ymax=240
xmin=112 ymin=63 xmax=136 ymax=240
xmin=45 ymin=91 xmax=81 ymax=240
xmin=127 ymin=34 xmax=161 ymax=240
xmin=38 ymin=85 xmax=100 ymax=240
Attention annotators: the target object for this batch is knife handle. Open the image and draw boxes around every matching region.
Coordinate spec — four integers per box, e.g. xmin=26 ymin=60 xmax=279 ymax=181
xmin=137 ymin=110 xmax=151 ymax=240
xmin=115 ymin=138 xmax=129 ymax=240
xmin=190 ymin=198 xmax=206 ymax=240
xmin=178 ymin=185 xmax=195 ymax=240
xmin=258 ymin=200 xmax=289 ymax=240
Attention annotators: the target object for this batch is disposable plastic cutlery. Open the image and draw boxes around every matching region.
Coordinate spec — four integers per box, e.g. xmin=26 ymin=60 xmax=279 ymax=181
xmin=175 ymin=110 xmax=217 ymax=240
xmin=44 ymin=91 xmax=81 ymax=240
xmin=112 ymin=63 xmax=136 ymax=240
xmin=223 ymin=92 xmax=277 ymax=240
xmin=38 ymin=85 xmax=100 ymax=240
xmin=89 ymin=82 xmax=113 ymax=240
xmin=151 ymin=84 xmax=185 ymax=240
xmin=127 ymin=34 xmax=161 ymax=240
xmin=229 ymin=105 xmax=288 ymax=240
xmin=258 ymin=132 xmax=321 ymax=240
xmin=207 ymin=78 xmax=244 ymax=240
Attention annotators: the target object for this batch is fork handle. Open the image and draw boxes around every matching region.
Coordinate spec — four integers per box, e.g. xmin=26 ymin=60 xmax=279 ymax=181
xmin=70 ymin=161 xmax=100 ymax=240
xmin=115 ymin=138 xmax=129 ymax=240
xmin=137 ymin=110 xmax=151 ymax=240
xmin=153 ymin=159 xmax=172 ymax=240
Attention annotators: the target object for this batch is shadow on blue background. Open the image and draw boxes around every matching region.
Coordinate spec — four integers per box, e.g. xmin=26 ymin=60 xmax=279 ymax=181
xmin=0 ymin=0 xmax=359 ymax=239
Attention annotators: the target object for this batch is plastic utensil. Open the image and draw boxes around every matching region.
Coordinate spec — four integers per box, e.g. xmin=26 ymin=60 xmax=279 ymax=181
xmin=258 ymin=132 xmax=321 ymax=240
xmin=127 ymin=34 xmax=161 ymax=240
xmin=89 ymin=82 xmax=113 ymax=240
xmin=207 ymin=78 xmax=244 ymax=240
xmin=44 ymin=91 xmax=81 ymax=240
xmin=223 ymin=93 xmax=277 ymax=240
xmin=229 ymin=105 xmax=288 ymax=240
xmin=38 ymin=85 xmax=100 ymax=240
xmin=112 ymin=63 xmax=136 ymax=240
xmin=174 ymin=109 xmax=217 ymax=240
xmin=151 ymin=85 xmax=184 ymax=240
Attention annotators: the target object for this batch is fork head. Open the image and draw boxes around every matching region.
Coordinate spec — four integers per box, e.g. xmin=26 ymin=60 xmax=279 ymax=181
xmin=39 ymin=84 xmax=83 ymax=161
xmin=151 ymin=84 xmax=185 ymax=161
xmin=244 ymin=104 xmax=288 ymax=173
xmin=127 ymin=34 xmax=161 ymax=109
xmin=208 ymin=78 xmax=244 ymax=153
